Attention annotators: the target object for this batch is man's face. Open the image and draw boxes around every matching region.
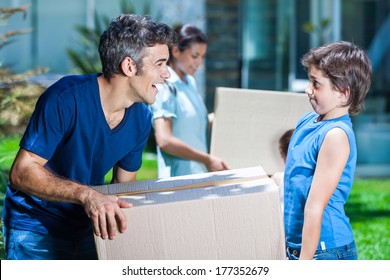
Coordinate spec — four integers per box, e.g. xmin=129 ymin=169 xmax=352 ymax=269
xmin=130 ymin=44 xmax=170 ymax=104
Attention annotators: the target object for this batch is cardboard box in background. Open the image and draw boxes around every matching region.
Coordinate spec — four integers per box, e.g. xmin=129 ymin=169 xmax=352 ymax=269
xmin=93 ymin=166 xmax=285 ymax=260
xmin=211 ymin=87 xmax=312 ymax=175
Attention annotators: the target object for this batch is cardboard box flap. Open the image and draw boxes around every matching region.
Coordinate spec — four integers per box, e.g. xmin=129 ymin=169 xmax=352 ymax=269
xmin=210 ymin=87 xmax=312 ymax=174
xmin=94 ymin=166 xmax=276 ymax=207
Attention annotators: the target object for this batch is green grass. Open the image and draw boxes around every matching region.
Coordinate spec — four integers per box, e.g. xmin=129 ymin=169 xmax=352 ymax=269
xmin=104 ymin=152 xmax=158 ymax=183
xmin=0 ymin=136 xmax=21 ymax=260
xmin=0 ymin=135 xmax=20 ymax=194
xmin=0 ymin=136 xmax=389 ymax=260
xmin=346 ymin=179 xmax=390 ymax=260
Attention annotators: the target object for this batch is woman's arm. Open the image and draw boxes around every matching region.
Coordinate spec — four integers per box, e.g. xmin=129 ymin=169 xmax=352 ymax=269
xmin=111 ymin=165 xmax=137 ymax=184
xmin=154 ymin=117 xmax=228 ymax=171
xmin=208 ymin=112 xmax=215 ymax=128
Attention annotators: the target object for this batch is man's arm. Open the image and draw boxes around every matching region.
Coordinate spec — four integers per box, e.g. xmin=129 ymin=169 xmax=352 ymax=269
xmin=9 ymin=148 xmax=132 ymax=240
xmin=111 ymin=165 xmax=137 ymax=183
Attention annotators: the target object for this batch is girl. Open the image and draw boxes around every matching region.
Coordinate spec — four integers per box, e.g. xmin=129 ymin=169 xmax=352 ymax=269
xmin=284 ymin=41 xmax=372 ymax=260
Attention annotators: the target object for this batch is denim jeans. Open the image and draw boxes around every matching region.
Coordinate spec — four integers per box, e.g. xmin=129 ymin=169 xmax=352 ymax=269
xmin=286 ymin=241 xmax=358 ymax=260
xmin=2 ymin=223 xmax=98 ymax=260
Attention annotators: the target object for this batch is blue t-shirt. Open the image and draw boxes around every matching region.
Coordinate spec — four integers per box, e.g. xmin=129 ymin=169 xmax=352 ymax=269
xmin=149 ymin=66 xmax=208 ymax=177
xmin=284 ymin=112 xmax=356 ymax=250
xmin=3 ymin=74 xmax=151 ymax=238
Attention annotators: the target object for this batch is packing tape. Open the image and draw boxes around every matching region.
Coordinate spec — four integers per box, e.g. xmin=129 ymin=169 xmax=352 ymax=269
xmin=115 ymin=174 xmax=270 ymax=197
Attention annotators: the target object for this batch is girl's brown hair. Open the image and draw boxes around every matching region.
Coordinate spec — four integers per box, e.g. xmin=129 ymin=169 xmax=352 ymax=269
xmin=302 ymin=41 xmax=372 ymax=114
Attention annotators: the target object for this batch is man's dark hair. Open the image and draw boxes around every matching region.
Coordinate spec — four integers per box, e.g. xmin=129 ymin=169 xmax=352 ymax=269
xmin=99 ymin=14 xmax=177 ymax=79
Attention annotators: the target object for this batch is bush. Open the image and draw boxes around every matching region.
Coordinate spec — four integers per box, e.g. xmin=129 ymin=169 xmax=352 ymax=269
xmin=0 ymin=5 xmax=48 ymax=137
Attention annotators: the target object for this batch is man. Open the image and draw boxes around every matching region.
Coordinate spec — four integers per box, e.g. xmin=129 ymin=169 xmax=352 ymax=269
xmin=2 ymin=14 xmax=177 ymax=260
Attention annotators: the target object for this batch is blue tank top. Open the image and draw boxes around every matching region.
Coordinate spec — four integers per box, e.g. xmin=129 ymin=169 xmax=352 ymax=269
xmin=3 ymin=74 xmax=151 ymax=238
xmin=284 ymin=112 xmax=357 ymax=250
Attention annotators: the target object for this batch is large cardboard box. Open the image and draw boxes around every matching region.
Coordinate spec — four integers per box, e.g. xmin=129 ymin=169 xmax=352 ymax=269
xmin=210 ymin=87 xmax=312 ymax=175
xmin=93 ymin=166 xmax=285 ymax=260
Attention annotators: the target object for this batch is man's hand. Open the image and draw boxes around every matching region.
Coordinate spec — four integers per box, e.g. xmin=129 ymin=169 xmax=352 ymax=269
xmin=82 ymin=190 xmax=132 ymax=240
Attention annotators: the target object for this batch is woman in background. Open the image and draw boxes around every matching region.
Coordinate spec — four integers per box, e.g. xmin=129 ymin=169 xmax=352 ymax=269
xmin=149 ymin=24 xmax=228 ymax=178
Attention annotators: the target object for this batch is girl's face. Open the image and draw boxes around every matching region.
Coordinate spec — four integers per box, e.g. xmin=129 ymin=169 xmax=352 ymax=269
xmin=305 ymin=66 xmax=348 ymax=120
xmin=171 ymin=42 xmax=207 ymax=79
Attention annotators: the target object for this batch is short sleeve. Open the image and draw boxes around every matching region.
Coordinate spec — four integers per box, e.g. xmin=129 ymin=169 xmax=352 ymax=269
xmin=20 ymin=88 xmax=73 ymax=160
xmin=149 ymin=82 xmax=177 ymax=121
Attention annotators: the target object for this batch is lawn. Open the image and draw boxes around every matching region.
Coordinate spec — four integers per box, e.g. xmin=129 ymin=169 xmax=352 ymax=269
xmin=0 ymin=136 xmax=389 ymax=260
xmin=345 ymin=179 xmax=390 ymax=260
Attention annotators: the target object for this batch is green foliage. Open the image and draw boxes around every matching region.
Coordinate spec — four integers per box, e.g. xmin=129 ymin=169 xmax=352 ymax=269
xmin=302 ymin=18 xmax=331 ymax=45
xmin=0 ymin=135 xmax=20 ymax=260
xmin=0 ymin=136 xmax=20 ymax=191
xmin=0 ymin=4 xmax=48 ymax=136
xmin=0 ymin=5 xmax=31 ymax=49
xmin=66 ymin=11 xmax=109 ymax=74
xmin=302 ymin=19 xmax=330 ymax=33
xmin=0 ymin=4 xmax=49 ymax=258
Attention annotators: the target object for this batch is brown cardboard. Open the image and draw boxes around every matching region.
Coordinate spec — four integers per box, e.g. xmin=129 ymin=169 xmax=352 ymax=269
xmin=93 ymin=166 xmax=285 ymax=260
xmin=210 ymin=87 xmax=312 ymax=175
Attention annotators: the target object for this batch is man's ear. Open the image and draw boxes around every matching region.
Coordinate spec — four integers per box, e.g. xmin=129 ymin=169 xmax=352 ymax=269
xmin=121 ymin=56 xmax=137 ymax=77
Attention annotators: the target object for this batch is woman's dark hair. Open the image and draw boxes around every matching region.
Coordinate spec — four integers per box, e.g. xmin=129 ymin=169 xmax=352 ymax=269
xmin=168 ymin=24 xmax=207 ymax=64
xmin=99 ymin=14 xmax=177 ymax=79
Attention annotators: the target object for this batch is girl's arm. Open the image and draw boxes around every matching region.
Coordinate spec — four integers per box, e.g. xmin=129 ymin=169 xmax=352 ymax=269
xmin=299 ymin=127 xmax=350 ymax=259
